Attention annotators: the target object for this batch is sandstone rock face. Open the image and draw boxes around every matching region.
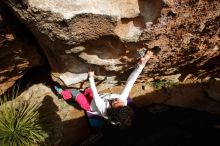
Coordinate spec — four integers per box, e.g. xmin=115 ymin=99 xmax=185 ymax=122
xmin=0 ymin=7 xmax=44 ymax=95
xmin=2 ymin=0 xmax=219 ymax=89
xmin=141 ymin=0 xmax=220 ymax=80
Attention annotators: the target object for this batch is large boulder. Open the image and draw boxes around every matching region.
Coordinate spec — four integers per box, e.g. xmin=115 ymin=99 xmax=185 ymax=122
xmin=2 ymin=0 xmax=219 ymax=89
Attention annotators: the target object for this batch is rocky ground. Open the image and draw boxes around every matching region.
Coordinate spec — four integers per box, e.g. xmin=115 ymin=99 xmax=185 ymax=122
xmin=14 ymin=66 xmax=220 ymax=145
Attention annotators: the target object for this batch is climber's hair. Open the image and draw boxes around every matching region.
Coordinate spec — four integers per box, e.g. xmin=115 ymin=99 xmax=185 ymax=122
xmin=106 ymin=106 xmax=134 ymax=128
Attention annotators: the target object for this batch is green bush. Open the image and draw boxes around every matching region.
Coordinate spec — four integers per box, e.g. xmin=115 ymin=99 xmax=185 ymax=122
xmin=148 ymin=80 xmax=179 ymax=90
xmin=0 ymin=99 xmax=48 ymax=146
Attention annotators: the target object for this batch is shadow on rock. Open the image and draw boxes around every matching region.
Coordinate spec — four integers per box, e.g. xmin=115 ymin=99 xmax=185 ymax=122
xmin=81 ymin=104 xmax=220 ymax=146
xmin=39 ymin=95 xmax=90 ymax=146
xmin=38 ymin=95 xmax=62 ymax=145
xmin=79 ymin=80 xmax=220 ymax=146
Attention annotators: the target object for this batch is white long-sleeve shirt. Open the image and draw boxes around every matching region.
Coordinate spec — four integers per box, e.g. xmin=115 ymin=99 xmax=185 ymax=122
xmin=88 ymin=64 xmax=145 ymax=118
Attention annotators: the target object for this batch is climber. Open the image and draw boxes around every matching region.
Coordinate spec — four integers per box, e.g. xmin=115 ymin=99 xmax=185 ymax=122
xmin=54 ymin=49 xmax=154 ymax=128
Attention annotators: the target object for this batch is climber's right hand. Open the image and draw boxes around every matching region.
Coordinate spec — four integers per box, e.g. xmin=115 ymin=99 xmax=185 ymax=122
xmin=88 ymin=71 xmax=94 ymax=78
xmin=140 ymin=50 xmax=153 ymax=65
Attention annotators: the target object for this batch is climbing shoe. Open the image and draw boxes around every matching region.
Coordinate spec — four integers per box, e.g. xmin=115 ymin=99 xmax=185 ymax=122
xmin=54 ymin=86 xmax=63 ymax=94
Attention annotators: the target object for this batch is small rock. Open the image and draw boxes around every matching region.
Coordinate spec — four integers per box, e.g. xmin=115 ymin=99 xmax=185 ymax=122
xmin=163 ymin=0 xmax=175 ymax=7
xmin=70 ymin=46 xmax=86 ymax=53
xmin=202 ymin=76 xmax=210 ymax=82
